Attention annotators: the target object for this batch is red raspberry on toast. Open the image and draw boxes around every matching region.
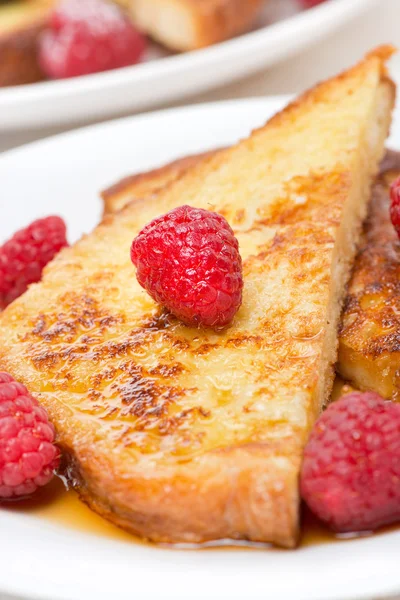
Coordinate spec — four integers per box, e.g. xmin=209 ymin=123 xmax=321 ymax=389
xmin=131 ymin=205 xmax=243 ymax=329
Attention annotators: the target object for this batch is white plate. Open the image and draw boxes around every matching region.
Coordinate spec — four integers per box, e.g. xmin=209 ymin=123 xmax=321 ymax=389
xmin=1 ymin=98 xmax=400 ymax=600
xmin=0 ymin=0 xmax=377 ymax=130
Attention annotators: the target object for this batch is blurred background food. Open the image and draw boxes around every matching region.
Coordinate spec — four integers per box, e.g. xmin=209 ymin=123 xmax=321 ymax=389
xmin=0 ymin=0 xmax=51 ymax=86
xmin=129 ymin=0 xmax=264 ymax=51
xmin=4 ymin=0 xmax=393 ymax=151
xmin=0 ymin=0 xmax=143 ymax=86
xmin=0 ymin=0 xmax=318 ymax=87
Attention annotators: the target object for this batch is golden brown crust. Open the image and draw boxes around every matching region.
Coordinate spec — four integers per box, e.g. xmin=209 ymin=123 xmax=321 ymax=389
xmin=130 ymin=0 xmax=264 ymax=51
xmin=102 ymin=46 xmax=397 ymax=219
xmin=255 ymin=45 xmax=396 ymax=134
xmin=0 ymin=49 xmax=394 ymax=548
xmin=338 ymin=150 xmax=400 ymax=399
xmin=64 ymin=441 xmax=300 ymax=547
xmin=102 ymin=150 xmax=218 ymax=214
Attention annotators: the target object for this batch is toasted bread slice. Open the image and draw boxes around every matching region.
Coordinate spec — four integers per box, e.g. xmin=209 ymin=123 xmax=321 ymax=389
xmin=102 ymin=150 xmax=216 ymax=214
xmin=0 ymin=48 xmax=394 ymax=548
xmin=129 ymin=0 xmax=263 ymax=51
xmin=338 ymin=150 xmax=400 ymax=400
xmin=0 ymin=0 xmax=52 ymax=87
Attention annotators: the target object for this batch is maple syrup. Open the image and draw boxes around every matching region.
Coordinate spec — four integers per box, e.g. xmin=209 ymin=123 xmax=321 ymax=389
xmin=3 ymin=475 xmax=397 ymax=549
xmin=4 ymin=477 xmax=138 ymax=543
xmin=2 ymin=474 xmax=339 ymax=549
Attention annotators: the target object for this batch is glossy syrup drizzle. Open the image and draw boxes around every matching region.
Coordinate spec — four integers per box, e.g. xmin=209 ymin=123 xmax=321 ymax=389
xmin=3 ymin=475 xmax=346 ymax=549
xmin=4 ymin=477 xmax=137 ymax=544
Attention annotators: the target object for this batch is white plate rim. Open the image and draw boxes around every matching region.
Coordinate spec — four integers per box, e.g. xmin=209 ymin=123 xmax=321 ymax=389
xmin=0 ymin=95 xmax=291 ymax=162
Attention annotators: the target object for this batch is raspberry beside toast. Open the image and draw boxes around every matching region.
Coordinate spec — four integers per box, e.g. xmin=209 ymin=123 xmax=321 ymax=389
xmin=129 ymin=0 xmax=263 ymax=51
xmin=0 ymin=48 xmax=394 ymax=548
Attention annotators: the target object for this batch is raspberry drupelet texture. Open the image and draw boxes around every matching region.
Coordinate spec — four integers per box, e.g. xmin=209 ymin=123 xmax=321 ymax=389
xmin=0 ymin=216 xmax=68 ymax=309
xmin=301 ymin=391 xmax=400 ymax=533
xmin=0 ymin=372 xmax=59 ymax=499
xmin=39 ymin=0 xmax=147 ymax=80
xmin=131 ymin=205 xmax=243 ymax=329
xmin=390 ymin=176 xmax=400 ymax=239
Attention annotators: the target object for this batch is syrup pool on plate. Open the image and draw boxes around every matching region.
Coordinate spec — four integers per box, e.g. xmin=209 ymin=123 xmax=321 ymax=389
xmin=3 ymin=475 xmax=339 ymax=549
xmin=3 ymin=472 xmax=397 ymax=549
xmin=4 ymin=477 xmax=137 ymax=544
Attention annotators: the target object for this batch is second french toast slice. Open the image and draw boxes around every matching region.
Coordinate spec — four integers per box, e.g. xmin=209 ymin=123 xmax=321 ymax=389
xmin=339 ymin=150 xmax=400 ymax=399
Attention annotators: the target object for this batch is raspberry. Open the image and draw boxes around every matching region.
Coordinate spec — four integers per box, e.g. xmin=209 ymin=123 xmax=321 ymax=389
xmin=301 ymin=391 xmax=400 ymax=533
xmin=39 ymin=0 xmax=147 ymax=80
xmin=390 ymin=176 xmax=400 ymax=239
xmin=0 ymin=372 xmax=59 ymax=499
xmin=300 ymin=0 xmax=325 ymax=7
xmin=131 ymin=205 xmax=243 ymax=329
xmin=0 ymin=216 xmax=68 ymax=309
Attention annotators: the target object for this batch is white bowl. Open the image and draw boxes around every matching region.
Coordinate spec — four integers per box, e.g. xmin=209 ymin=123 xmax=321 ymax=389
xmin=0 ymin=0 xmax=377 ymax=130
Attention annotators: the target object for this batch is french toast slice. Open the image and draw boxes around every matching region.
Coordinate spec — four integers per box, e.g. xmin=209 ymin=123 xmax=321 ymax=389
xmin=128 ymin=0 xmax=263 ymax=51
xmin=338 ymin=150 xmax=400 ymax=400
xmin=0 ymin=0 xmax=53 ymax=87
xmin=0 ymin=48 xmax=394 ymax=548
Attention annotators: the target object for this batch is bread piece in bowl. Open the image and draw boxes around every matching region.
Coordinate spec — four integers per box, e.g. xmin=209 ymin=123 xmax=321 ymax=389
xmin=129 ymin=0 xmax=264 ymax=51
xmin=0 ymin=0 xmax=53 ymax=86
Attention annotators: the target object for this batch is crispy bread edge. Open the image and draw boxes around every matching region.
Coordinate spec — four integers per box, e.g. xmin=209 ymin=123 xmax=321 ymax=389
xmin=62 ymin=439 xmax=300 ymax=547
xmin=101 ymin=150 xmax=218 ymax=215
xmin=102 ymin=46 xmax=396 ymax=218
